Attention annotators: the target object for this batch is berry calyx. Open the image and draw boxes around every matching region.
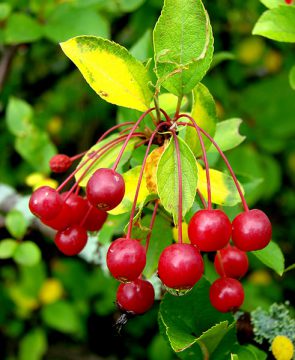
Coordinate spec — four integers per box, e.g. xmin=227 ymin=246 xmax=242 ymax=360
xmin=107 ymin=238 xmax=146 ymax=282
xmin=209 ymin=277 xmax=244 ymax=313
xmin=54 ymin=225 xmax=88 ymax=256
xmin=29 ymin=186 xmax=63 ymax=220
xmin=214 ymin=245 xmax=249 ymax=279
xmin=116 ymin=279 xmax=155 ymax=315
xmin=49 ymin=154 xmax=72 ymax=173
xmin=158 ymin=243 xmax=204 ymax=291
xmin=86 ymin=168 xmax=125 ymax=210
xmin=83 ymin=203 xmax=108 ymax=232
xmin=188 ymin=209 xmax=231 ymax=252
xmin=232 ymin=209 xmax=272 ymax=251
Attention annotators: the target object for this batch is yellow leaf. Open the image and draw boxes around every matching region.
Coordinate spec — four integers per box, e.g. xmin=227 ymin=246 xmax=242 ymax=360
xmin=39 ymin=278 xmax=64 ymax=305
xmin=60 ymin=36 xmax=153 ymax=111
xmin=109 ymin=166 xmax=150 ymax=215
xmin=144 ymin=146 xmax=165 ymax=193
xmin=197 ymin=162 xmax=244 ymax=206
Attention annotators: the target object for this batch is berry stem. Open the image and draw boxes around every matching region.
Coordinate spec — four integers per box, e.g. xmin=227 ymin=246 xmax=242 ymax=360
xmin=197 ymin=189 xmax=207 ymax=208
xmin=177 ymin=120 xmax=249 ymax=212
xmin=145 ymin=200 xmax=159 ymax=253
xmin=96 ymin=121 xmax=135 ymax=143
xmin=126 ymin=121 xmax=171 ymax=239
xmin=173 ymin=96 xmax=183 ymax=121
xmin=57 ymin=134 xmax=142 ymax=193
xmin=112 ymin=108 xmax=156 ymax=171
xmin=171 ymin=130 xmax=183 ymax=244
xmin=176 ymin=114 xmax=212 ymax=210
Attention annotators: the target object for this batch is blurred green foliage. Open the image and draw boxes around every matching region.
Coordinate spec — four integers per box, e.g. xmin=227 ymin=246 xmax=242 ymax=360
xmin=0 ymin=0 xmax=295 ymax=359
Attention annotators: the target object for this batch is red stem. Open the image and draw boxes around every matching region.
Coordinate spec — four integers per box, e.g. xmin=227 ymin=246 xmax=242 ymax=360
xmin=197 ymin=189 xmax=207 ymax=208
xmin=112 ymin=108 xmax=156 ymax=171
xmin=177 ymin=121 xmax=249 ymax=212
xmin=216 ymin=251 xmax=227 ymax=277
xmin=96 ymin=121 xmax=135 ymax=143
xmin=145 ymin=200 xmax=159 ymax=253
xmin=171 ymin=130 xmax=183 ymax=244
xmin=126 ymin=121 xmax=171 ymax=239
xmin=57 ymin=134 xmax=141 ymax=193
xmin=176 ymin=114 xmax=212 ymax=210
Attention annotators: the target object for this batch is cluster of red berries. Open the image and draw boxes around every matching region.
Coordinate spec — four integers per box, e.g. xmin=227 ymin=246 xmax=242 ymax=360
xmin=28 ymin=109 xmax=272 ymax=317
xmin=29 ymin=163 xmax=126 ymax=256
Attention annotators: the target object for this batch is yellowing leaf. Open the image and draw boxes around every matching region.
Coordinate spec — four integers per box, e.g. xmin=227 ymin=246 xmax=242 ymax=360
xmin=144 ymin=146 xmax=165 ymax=193
xmin=196 ymin=162 xmax=244 ymax=206
xmin=109 ymin=166 xmax=150 ymax=215
xmin=60 ymin=36 xmax=153 ymax=111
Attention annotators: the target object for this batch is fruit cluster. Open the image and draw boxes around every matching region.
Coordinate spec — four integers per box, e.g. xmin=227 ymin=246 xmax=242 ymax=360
xmin=29 ymin=108 xmax=272 ymax=316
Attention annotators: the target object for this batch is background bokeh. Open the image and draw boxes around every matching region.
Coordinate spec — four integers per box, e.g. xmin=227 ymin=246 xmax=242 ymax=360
xmin=0 ymin=0 xmax=294 ymax=359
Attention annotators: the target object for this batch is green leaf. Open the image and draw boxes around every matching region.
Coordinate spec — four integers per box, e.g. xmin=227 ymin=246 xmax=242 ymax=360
xmin=108 ymin=166 xmax=151 ymax=215
xmin=157 ymin=137 xmax=198 ymax=223
xmin=153 ymin=0 xmax=214 ymax=96
xmin=181 ymin=83 xmax=217 ymax=156
xmin=130 ymin=29 xmax=153 ymax=62
xmin=44 ymin=4 xmax=109 ymax=43
xmin=75 ymin=135 xmax=138 ymax=187
xmin=13 ymin=241 xmax=41 ymax=266
xmin=211 ymin=51 xmax=235 ymax=69
xmin=60 ymin=36 xmax=153 ymax=111
xmin=259 ymin=0 xmax=289 ymax=9
xmin=0 ymin=239 xmax=18 ymax=259
xmin=231 ymin=355 xmax=239 ymax=360
xmin=208 ymin=118 xmax=246 ymax=153
xmin=6 ymin=97 xmax=33 ymax=136
xmin=0 ymin=3 xmax=11 ymax=21
xmin=142 ymin=215 xmax=173 ymax=278
xmin=4 ymin=13 xmax=43 ymax=44
xmin=196 ymin=162 xmax=244 ymax=206
xmin=284 ymin=263 xmax=295 ymax=273
xmin=5 ymin=210 xmax=28 ymax=239
xmin=289 ymin=65 xmax=295 ymax=90
xmin=15 ymin=128 xmax=57 ymax=174
xmin=159 ymin=278 xmax=234 ymax=354
xmin=41 ymin=300 xmax=82 ymax=334
xmin=19 ymin=328 xmax=47 ymax=360
xmin=252 ymin=240 xmax=284 ymax=275
xmin=253 ymin=7 xmax=295 ymax=43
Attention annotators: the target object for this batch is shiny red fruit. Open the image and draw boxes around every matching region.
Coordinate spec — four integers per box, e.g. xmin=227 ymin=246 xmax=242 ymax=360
xmin=54 ymin=225 xmax=88 ymax=256
xmin=232 ymin=209 xmax=272 ymax=251
xmin=158 ymin=243 xmax=204 ymax=290
xmin=107 ymin=238 xmax=146 ymax=282
xmin=117 ymin=279 xmax=154 ymax=315
xmin=61 ymin=192 xmax=88 ymax=225
xmin=209 ymin=277 xmax=244 ymax=313
xmin=188 ymin=209 xmax=231 ymax=251
xmin=49 ymin=154 xmax=72 ymax=173
xmin=214 ymin=245 xmax=249 ymax=279
xmin=83 ymin=203 xmax=108 ymax=231
xmin=86 ymin=168 xmax=125 ymax=210
xmin=29 ymin=186 xmax=62 ymax=220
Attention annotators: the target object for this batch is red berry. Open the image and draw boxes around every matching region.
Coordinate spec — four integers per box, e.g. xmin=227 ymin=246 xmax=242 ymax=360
xmin=86 ymin=168 xmax=125 ymax=210
xmin=209 ymin=277 xmax=244 ymax=313
xmin=49 ymin=154 xmax=72 ymax=173
xmin=117 ymin=279 xmax=154 ymax=315
xmin=54 ymin=225 xmax=88 ymax=256
xmin=158 ymin=243 xmax=204 ymax=291
xmin=83 ymin=203 xmax=108 ymax=231
xmin=41 ymin=201 xmax=72 ymax=230
xmin=188 ymin=209 xmax=231 ymax=252
xmin=107 ymin=238 xmax=146 ymax=282
xmin=29 ymin=186 xmax=62 ymax=220
xmin=214 ymin=246 xmax=249 ymax=279
xmin=61 ymin=192 xmax=88 ymax=225
xmin=232 ymin=209 xmax=272 ymax=251
xmin=285 ymin=0 xmax=292 ymax=4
